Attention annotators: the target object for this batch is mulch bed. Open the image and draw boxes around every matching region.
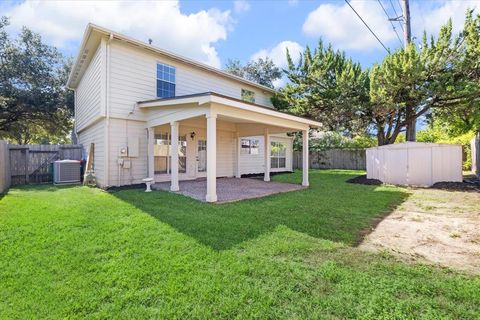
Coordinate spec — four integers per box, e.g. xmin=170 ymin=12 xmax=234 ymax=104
xmin=346 ymin=175 xmax=383 ymax=186
xmin=430 ymin=181 xmax=480 ymax=192
xmin=106 ymin=184 xmax=145 ymax=192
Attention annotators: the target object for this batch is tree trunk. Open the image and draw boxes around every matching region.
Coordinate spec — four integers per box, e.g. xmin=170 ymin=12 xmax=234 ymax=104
xmin=376 ymin=127 xmax=386 ymax=146
xmin=405 ymin=103 xmax=416 ymax=141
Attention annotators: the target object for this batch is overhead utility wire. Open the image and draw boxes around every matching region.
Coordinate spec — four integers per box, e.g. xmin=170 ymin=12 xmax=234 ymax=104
xmin=377 ymin=0 xmax=403 ymax=46
xmin=388 ymin=0 xmax=404 ymax=32
xmin=344 ymin=0 xmax=390 ymax=53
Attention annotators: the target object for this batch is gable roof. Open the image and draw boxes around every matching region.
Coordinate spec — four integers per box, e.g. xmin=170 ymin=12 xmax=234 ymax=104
xmin=67 ymin=23 xmax=277 ymax=94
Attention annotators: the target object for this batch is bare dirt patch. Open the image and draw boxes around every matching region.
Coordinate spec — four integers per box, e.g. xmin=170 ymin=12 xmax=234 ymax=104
xmin=360 ymin=188 xmax=480 ymax=273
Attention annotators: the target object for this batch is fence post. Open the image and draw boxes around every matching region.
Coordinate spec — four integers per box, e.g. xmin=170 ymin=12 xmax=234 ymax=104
xmin=472 ymin=133 xmax=480 ymax=177
xmin=0 ymin=141 xmax=10 ymax=193
xmin=24 ymin=148 xmax=29 ymax=184
xmin=477 ymin=133 xmax=480 ymax=178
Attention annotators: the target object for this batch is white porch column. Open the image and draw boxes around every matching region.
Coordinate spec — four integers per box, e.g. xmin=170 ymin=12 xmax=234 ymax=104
xmin=235 ymin=132 xmax=241 ymax=178
xmin=170 ymin=121 xmax=180 ymax=191
xmin=147 ymin=127 xmax=155 ymax=178
xmin=302 ymin=129 xmax=309 ymax=187
xmin=206 ymin=114 xmax=217 ymax=202
xmin=264 ymin=128 xmax=270 ymax=182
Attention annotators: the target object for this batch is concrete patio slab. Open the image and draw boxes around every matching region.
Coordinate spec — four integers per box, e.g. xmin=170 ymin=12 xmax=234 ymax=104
xmin=152 ymin=177 xmax=304 ymax=203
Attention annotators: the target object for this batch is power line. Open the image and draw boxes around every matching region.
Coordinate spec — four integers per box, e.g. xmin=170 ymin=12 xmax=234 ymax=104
xmin=377 ymin=0 xmax=403 ymax=46
xmin=344 ymin=0 xmax=390 ymax=53
xmin=397 ymin=0 xmax=403 ymax=15
xmin=389 ymin=0 xmax=404 ymax=33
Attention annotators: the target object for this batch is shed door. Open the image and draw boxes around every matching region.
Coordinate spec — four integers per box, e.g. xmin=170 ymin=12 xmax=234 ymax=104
xmin=408 ymin=147 xmax=432 ymax=186
xmin=385 ymin=149 xmax=408 ymax=185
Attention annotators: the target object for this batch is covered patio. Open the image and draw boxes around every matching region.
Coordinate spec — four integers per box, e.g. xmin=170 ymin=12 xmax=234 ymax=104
xmin=152 ymin=177 xmax=305 ymax=203
xmin=138 ymin=92 xmax=320 ymax=202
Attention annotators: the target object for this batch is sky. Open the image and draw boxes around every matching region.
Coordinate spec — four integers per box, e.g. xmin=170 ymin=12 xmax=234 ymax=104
xmin=1 ymin=0 xmax=479 ymax=88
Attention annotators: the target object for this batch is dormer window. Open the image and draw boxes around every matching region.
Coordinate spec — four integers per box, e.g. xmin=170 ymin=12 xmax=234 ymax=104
xmin=157 ymin=63 xmax=176 ymax=98
xmin=241 ymin=89 xmax=255 ymax=103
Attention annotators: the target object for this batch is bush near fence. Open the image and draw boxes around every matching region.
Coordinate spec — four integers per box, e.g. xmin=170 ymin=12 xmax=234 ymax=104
xmin=293 ymin=149 xmax=366 ymax=170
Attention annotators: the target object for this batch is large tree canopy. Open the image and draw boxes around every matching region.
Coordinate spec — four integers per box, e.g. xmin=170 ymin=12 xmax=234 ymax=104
xmin=224 ymin=57 xmax=282 ymax=88
xmin=274 ymin=10 xmax=480 ymax=145
xmin=0 ymin=17 xmax=73 ymax=144
xmin=274 ymin=41 xmax=370 ymax=135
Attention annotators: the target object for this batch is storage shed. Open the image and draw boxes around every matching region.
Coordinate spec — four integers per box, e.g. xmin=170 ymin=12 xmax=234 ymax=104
xmin=366 ymin=142 xmax=463 ymax=186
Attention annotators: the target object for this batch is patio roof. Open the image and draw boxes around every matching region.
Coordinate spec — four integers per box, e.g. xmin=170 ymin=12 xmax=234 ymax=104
xmin=137 ymin=92 xmax=322 ymax=129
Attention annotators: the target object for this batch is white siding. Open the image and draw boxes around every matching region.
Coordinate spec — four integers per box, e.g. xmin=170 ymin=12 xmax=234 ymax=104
xmin=240 ymin=135 xmax=293 ymax=175
xmin=217 ymin=129 xmax=235 ymax=177
xmin=76 ymin=44 xmax=104 ymax=132
xmin=108 ymin=41 xmax=274 ymax=120
xmin=107 ymin=118 xmax=148 ymax=186
xmin=77 ymin=119 xmax=106 ymax=187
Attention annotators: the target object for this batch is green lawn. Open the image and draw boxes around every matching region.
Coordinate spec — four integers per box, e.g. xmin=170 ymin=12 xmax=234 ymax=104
xmin=0 ymin=170 xmax=478 ymax=319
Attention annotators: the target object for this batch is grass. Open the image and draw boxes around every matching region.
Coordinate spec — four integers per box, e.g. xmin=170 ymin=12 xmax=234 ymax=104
xmin=0 ymin=170 xmax=479 ymax=319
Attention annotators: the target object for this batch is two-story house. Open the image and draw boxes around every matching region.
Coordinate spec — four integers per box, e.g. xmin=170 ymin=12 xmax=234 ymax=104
xmin=67 ymin=24 xmax=320 ymax=202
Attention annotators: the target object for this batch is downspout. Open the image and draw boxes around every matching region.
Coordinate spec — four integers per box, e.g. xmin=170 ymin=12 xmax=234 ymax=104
xmin=104 ymin=33 xmax=113 ymax=187
xmin=73 ymin=89 xmax=77 ymax=143
xmin=126 ymin=103 xmax=138 ymax=185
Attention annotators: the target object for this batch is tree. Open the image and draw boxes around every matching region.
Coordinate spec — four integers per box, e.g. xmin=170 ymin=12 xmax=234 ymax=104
xmin=370 ymin=11 xmax=480 ymax=144
xmin=274 ymin=11 xmax=480 ymax=146
xmin=429 ymin=11 xmax=480 ymax=135
xmin=0 ymin=17 xmax=73 ymax=144
xmin=274 ymin=41 xmax=371 ymax=136
xmin=224 ymin=59 xmax=245 ymax=78
xmin=224 ymin=57 xmax=281 ymax=88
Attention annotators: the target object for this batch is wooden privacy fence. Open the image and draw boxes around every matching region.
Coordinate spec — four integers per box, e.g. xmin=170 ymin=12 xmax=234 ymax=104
xmin=8 ymin=144 xmax=83 ymax=186
xmin=293 ymin=149 xmax=366 ymax=170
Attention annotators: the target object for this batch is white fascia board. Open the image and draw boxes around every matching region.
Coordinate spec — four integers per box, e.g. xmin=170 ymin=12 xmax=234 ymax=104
xmin=210 ymin=95 xmax=321 ymax=128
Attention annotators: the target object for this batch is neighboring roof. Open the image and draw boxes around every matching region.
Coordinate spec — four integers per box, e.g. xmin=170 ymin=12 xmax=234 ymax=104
xmin=137 ymin=92 xmax=321 ymax=128
xmin=67 ymin=23 xmax=277 ymax=94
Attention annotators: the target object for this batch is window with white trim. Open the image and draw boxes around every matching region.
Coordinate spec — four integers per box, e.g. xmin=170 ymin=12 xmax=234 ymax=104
xmin=154 ymin=132 xmax=186 ymax=174
xmin=241 ymin=88 xmax=255 ymax=103
xmin=270 ymin=141 xmax=286 ymax=169
xmin=241 ymin=138 xmax=259 ymax=155
xmin=156 ymin=63 xmax=176 ymax=98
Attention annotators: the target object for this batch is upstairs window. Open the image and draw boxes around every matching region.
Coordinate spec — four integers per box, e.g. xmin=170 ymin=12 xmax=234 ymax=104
xmin=157 ymin=63 xmax=176 ymax=98
xmin=241 ymin=89 xmax=255 ymax=103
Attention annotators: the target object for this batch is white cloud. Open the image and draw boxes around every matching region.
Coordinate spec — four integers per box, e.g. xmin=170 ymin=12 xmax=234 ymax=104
xmin=251 ymin=41 xmax=303 ymax=88
xmin=287 ymin=0 xmax=299 ymax=7
xmin=251 ymin=41 xmax=303 ymax=68
xmin=303 ymin=1 xmax=397 ymax=51
xmin=411 ymin=1 xmax=479 ymax=40
xmin=302 ymin=0 xmax=480 ymax=52
xmin=234 ymin=0 xmax=250 ymax=14
xmin=4 ymin=0 xmax=233 ymax=68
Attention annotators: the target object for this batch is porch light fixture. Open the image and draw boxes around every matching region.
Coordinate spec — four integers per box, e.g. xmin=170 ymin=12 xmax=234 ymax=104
xmin=190 ymin=132 xmax=196 ymax=140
